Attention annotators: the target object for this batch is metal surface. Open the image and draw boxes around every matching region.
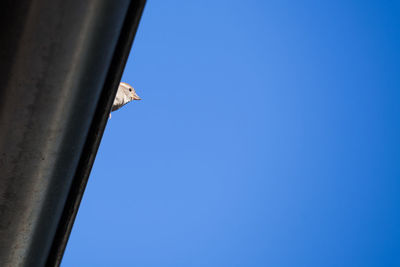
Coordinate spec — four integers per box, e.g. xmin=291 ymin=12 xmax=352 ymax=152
xmin=0 ymin=1 xmax=145 ymax=266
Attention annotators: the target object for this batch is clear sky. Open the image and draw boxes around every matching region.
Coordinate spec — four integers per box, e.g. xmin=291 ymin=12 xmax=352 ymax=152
xmin=62 ymin=1 xmax=400 ymax=266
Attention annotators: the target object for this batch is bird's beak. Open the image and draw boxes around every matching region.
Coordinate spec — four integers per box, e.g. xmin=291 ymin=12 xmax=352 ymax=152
xmin=132 ymin=93 xmax=141 ymax=100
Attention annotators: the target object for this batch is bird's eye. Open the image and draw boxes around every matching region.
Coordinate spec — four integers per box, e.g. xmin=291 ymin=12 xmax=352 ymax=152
xmin=129 ymin=88 xmax=132 ymax=92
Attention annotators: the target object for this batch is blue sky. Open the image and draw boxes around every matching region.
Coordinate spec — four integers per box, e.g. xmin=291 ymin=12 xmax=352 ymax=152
xmin=62 ymin=1 xmax=400 ymax=266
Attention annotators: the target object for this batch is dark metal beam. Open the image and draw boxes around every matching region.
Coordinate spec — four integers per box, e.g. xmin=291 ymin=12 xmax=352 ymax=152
xmin=0 ymin=1 xmax=145 ymax=266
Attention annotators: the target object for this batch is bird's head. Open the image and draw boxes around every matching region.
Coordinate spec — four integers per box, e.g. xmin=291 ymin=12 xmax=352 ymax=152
xmin=120 ymin=82 xmax=141 ymax=101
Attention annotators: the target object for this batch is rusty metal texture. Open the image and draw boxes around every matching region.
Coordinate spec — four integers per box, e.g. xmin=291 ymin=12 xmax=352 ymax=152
xmin=0 ymin=1 xmax=145 ymax=266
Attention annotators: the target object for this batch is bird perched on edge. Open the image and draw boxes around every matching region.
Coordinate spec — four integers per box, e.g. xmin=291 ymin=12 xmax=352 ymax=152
xmin=111 ymin=82 xmax=141 ymax=116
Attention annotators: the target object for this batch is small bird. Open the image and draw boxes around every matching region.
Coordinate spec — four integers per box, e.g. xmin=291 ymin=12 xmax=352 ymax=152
xmin=111 ymin=82 xmax=141 ymax=115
